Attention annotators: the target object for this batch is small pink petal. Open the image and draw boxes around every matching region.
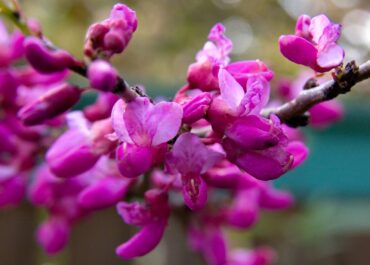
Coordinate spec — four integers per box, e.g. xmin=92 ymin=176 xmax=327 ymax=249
xmin=111 ymin=99 xmax=133 ymax=144
xmin=317 ymin=43 xmax=344 ymax=69
xmin=309 ymin=14 xmax=331 ymax=44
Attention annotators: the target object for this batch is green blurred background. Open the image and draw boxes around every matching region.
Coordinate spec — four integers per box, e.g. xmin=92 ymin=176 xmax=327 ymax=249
xmin=2 ymin=0 xmax=370 ymax=264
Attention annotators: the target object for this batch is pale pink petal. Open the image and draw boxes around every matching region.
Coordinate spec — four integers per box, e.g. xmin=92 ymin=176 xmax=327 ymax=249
xmin=219 ymin=68 xmax=245 ymax=110
xmin=123 ymin=97 xmax=154 ymax=146
xmin=317 ymin=43 xmax=344 ymax=69
xmin=295 ymin=15 xmax=311 ymax=39
xmin=149 ymin=101 xmax=183 ymax=146
xmin=309 ymin=14 xmax=331 ymax=44
xmin=111 ymin=99 xmax=133 ymax=144
xmin=241 ymin=75 xmax=270 ymax=115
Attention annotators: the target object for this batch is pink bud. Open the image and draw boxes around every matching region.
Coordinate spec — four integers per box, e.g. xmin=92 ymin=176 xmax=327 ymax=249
xmin=182 ymin=92 xmax=212 ymax=124
xmin=36 ymin=217 xmax=70 ymax=255
xmin=88 ymin=60 xmax=117 ymax=92
xmin=18 ymin=83 xmax=81 ymax=126
xmin=24 ymin=37 xmax=75 ymax=73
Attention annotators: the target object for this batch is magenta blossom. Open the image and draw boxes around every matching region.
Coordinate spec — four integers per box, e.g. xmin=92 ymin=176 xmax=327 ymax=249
xmin=279 ymin=14 xmax=344 ymax=72
xmin=207 ymin=67 xmax=270 ymax=133
xmin=166 ymin=133 xmax=224 ymax=210
xmin=112 ymin=97 xmax=182 ymax=178
xmin=223 ymin=115 xmax=308 ymax=180
xmin=116 ymin=189 xmax=170 ymax=259
xmin=87 ymin=60 xmax=118 ymax=92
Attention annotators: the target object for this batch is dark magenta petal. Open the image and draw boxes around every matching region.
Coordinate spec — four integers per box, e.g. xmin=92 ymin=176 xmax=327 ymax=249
xmin=182 ymin=92 xmax=212 ymax=124
xmin=18 ymin=83 xmax=81 ymax=126
xmin=78 ymin=177 xmax=130 ymax=210
xmin=116 ymin=218 xmax=167 ymax=259
xmin=225 ymin=115 xmax=279 ymax=150
xmin=116 ymin=143 xmax=165 ymax=178
xmin=286 ymin=141 xmax=309 ymax=169
xmin=46 ymin=129 xmax=99 ymax=178
xmin=226 ymin=60 xmax=274 ymax=88
xmin=24 ymin=37 xmax=75 ymax=73
xmin=279 ymin=35 xmax=318 ymax=68
xmin=235 ymin=148 xmax=293 ymax=181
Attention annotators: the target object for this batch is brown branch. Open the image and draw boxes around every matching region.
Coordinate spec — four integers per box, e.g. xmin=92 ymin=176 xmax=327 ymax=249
xmin=265 ymin=60 xmax=370 ymax=127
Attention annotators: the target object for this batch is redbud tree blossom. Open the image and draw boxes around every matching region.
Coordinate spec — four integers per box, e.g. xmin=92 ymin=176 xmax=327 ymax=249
xmin=0 ymin=1 xmax=369 ymax=264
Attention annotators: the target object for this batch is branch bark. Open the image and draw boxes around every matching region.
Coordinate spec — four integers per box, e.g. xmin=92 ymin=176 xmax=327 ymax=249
xmin=266 ymin=60 xmax=370 ymax=127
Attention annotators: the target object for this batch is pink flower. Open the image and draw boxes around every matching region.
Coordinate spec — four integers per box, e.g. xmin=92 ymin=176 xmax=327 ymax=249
xmin=112 ymin=97 xmax=183 ymax=178
xmin=116 ymin=189 xmax=170 ymax=259
xmin=223 ymin=115 xmax=308 ymax=180
xmin=166 ymin=133 xmax=224 ymax=210
xmin=279 ymin=14 xmax=344 ymax=72
xmin=207 ymin=67 xmax=270 ymax=133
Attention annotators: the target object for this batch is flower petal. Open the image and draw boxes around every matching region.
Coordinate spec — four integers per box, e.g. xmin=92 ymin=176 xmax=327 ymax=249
xmin=116 ymin=218 xmax=167 ymax=259
xmin=317 ymin=43 xmax=344 ymax=69
xmin=149 ymin=101 xmax=183 ymax=146
xmin=182 ymin=175 xmax=208 ymax=211
xmin=279 ymin=35 xmax=318 ymax=68
xmin=111 ymin=99 xmax=133 ymax=144
xmin=219 ymin=68 xmax=245 ymax=110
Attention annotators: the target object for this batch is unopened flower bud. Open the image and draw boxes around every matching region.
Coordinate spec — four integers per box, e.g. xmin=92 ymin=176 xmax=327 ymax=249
xmin=84 ymin=3 xmax=137 ymax=58
xmin=18 ymin=83 xmax=81 ymax=126
xmin=88 ymin=60 xmax=117 ymax=92
xmin=24 ymin=37 xmax=75 ymax=73
xmin=182 ymin=92 xmax=212 ymax=124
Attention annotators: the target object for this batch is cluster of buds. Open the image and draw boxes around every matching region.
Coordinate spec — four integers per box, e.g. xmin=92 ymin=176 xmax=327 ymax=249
xmin=0 ymin=2 xmax=349 ymax=265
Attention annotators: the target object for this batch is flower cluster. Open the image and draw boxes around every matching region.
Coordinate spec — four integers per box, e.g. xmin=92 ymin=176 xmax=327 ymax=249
xmin=0 ymin=2 xmax=349 ymax=265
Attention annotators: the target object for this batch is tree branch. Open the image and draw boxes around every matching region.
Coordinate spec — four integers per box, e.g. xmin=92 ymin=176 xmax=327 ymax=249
xmin=265 ymin=60 xmax=370 ymax=127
